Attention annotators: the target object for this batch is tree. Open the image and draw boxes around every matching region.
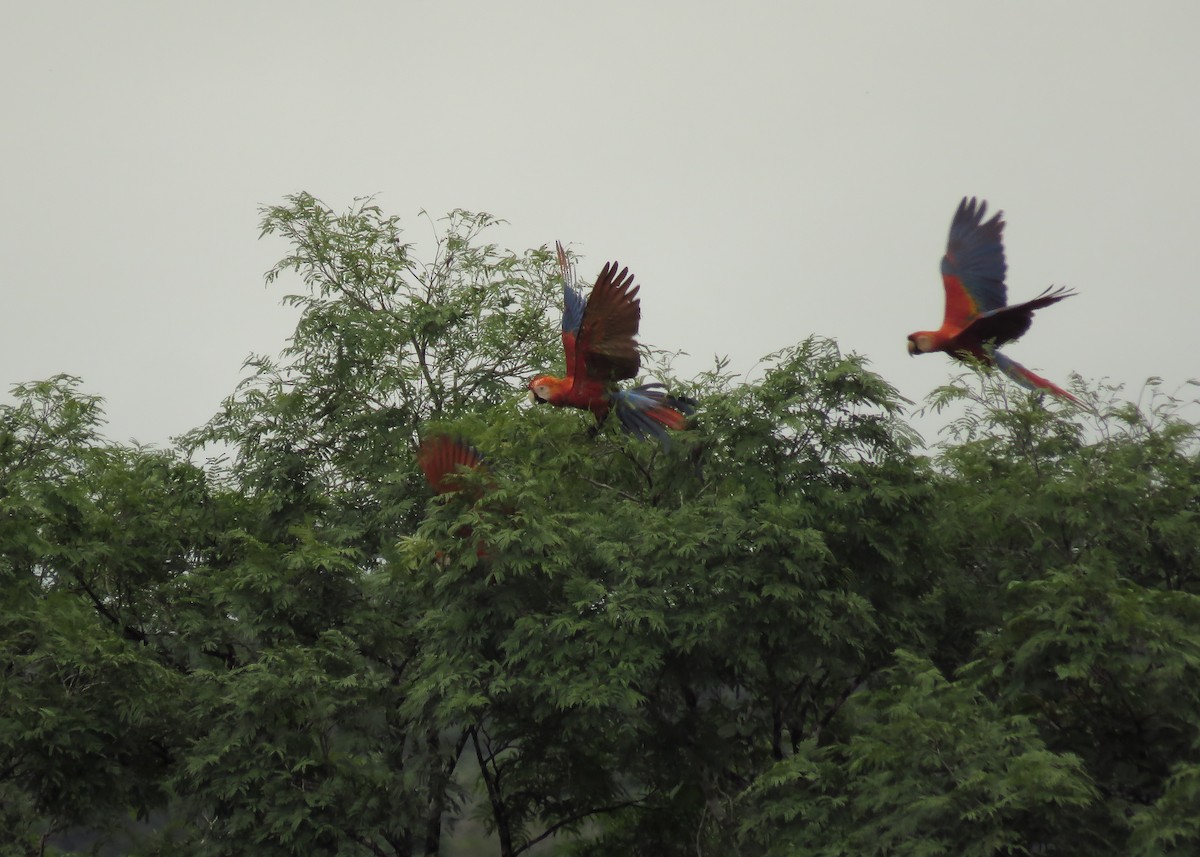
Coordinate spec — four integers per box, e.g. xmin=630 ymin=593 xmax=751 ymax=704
xmin=733 ymin=376 xmax=1200 ymax=856
xmin=3 ymin=198 xmax=1199 ymax=856
xmin=0 ymin=377 xmax=209 ymax=852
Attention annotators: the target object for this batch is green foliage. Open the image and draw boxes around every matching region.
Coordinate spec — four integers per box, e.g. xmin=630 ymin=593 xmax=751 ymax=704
xmin=741 ymin=651 xmax=1096 ymax=856
xmin=0 ymin=377 xmax=198 ymax=849
xmin=4 ymin=198 xmax=1200 ymax=855
xmin=183 ymin=193 xmax=562 ymax=560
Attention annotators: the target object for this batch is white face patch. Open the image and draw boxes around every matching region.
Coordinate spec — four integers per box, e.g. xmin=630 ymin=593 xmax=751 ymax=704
xmin=909 ymin=334 xmax=935 ymax=354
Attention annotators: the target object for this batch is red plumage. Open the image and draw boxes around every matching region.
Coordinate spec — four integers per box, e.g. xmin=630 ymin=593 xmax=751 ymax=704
xmin=418 ymin=435 xmax=486 ymax=495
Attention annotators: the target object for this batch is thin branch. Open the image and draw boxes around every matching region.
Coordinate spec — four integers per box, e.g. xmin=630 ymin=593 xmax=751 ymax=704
xmin=578 ymin=475 xmax=642 ymax=504
xmin=69 ymin=566 xmax=147 ymax=644
xmin=517 ymin=797 xmax=648 ymax=854
xmin=409 ymin=334 xmax=441 ymax=413
xmin=472 ymin=726 xmax=515 ymax=857
xmin=815 ymin=675 xmax=866 ymax=741
xmin=346 ymin=832 xmax=390 ymax=857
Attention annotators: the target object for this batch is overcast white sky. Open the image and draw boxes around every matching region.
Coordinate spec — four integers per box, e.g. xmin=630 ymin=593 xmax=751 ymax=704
xmin=3 ymin=2 xmax=1198 ymax=447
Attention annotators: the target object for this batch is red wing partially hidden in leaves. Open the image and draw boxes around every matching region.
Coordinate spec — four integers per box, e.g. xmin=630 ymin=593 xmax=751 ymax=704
xmin=528 ymin=241 xmax=694 ymax=445
xmin=417 ymin=434 xmax=490 ymax=561
xmin=906 ymin=197 xmax=1079 ymax=403
xmin=418 ymin=435 xmax=486 ymax=495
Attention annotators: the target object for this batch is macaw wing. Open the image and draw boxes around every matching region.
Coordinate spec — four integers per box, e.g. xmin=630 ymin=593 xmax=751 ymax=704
xmin=941 ymin=197 xmax=1008 ymax=331
xmin=557 ymin=241 xmax=587 ymax=370
xmin=571 ymin=260 xmax=642 ymax=385
xmin=963 ymin=286 xmax=1076 ymax=348
xmin=418 ymin=435 xmax=486 ymax=495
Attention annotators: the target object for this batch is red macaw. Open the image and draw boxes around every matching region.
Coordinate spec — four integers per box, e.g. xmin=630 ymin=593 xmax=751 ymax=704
xmin=528 ymin=242 xmax=694 ymax=443
xmin=907 ymin=197 xmax=1079 ymax=403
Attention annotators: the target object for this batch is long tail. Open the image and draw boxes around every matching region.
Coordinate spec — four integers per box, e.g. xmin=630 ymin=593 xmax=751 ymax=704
xmin=611 ymin=384 xmax=696 ymax=446
xmin=993 ymin=351 xmax=1079 ymax=404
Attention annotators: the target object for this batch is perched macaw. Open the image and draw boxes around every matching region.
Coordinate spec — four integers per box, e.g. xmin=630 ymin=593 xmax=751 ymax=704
xmin=528 ymin=242 xmax=694 ymax=443
xmin=907 ymin=197 xmax=1079 ymax=403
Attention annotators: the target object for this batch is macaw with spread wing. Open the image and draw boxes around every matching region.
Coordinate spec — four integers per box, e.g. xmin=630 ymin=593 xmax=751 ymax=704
xmin=528 ymin=242 xmax=694 ymax=443
xmin=907 ymin=197 xmax=1079 ymax=403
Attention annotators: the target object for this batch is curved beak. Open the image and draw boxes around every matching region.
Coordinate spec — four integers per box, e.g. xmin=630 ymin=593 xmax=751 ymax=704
xmin=906 ymin=339 xmax=917 ymax=357
xmin=528 ymin=390 xmax=544 ymax=404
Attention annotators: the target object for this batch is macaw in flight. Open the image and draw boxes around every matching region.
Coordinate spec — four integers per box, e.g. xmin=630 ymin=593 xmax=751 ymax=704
xmin=907 ymin=197 xmax=1079 ymax=403
xmin=528 ymin=242 xmax=694 ymax=444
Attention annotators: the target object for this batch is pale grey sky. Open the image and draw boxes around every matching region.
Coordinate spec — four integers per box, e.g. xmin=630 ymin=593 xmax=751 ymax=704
xmin=4 ymin=2 xmax=1198 ymax=446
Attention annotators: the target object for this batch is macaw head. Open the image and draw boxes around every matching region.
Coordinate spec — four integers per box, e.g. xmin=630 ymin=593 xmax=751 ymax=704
xmin=906 ymin=332 xmax=935 ymax=356
xmin=527 ymin=375 xmax=557 ymax=404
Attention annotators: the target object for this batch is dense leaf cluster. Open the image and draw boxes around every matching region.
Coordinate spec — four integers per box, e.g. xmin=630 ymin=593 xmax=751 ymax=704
xmin=2 ymin=196 xmax=1198 ymax=855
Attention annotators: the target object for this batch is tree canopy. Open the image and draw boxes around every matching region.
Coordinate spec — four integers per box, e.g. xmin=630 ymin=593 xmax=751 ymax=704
xmin=2 ymin=193 xmax=1198 ymax=856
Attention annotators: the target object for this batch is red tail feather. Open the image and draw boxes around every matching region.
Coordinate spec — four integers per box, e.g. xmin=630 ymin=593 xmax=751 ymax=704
xmin=646 ymin=405 xmax=689 ymax=431
xmin=994 ymin=352 xmax=1079 ymax=404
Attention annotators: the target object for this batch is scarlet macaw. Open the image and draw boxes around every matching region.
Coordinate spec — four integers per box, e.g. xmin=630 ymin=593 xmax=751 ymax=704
xmin=907 ymin=197 xmax=1079 ymax=403
xmin=528 ymin=242 xmax=694 ymax=443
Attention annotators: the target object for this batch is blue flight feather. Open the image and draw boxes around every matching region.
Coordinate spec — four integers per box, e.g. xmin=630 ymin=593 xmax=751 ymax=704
xmin=611 ymin=384 xmax=695 ymax=449
xmin=557 ymin=243 xmax=586 ymax=334
xmin=563 ymin=281 xmax=585 ymax=334
xmin=942 ymin=196 xmax=1008 ymax=315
